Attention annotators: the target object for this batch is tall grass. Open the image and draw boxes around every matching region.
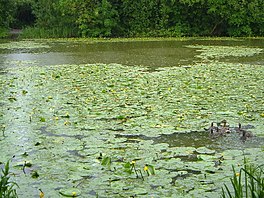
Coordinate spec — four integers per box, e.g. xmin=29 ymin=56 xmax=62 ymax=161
xmin=0 ymin=160 xmax=19 ymax=198
xmin=20 ymin=26 xmax=79 ymax=39
xmin=222 ymin=159 xmax=264 ymax=198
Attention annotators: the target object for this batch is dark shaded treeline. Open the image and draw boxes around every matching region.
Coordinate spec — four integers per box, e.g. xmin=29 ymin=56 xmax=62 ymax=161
xmin=1 ymin=0 xmax=264 ymax=38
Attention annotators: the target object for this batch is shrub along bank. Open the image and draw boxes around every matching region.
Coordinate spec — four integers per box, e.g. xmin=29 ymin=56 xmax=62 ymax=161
xmin=1 ymin=0 xmax=264 ymax=38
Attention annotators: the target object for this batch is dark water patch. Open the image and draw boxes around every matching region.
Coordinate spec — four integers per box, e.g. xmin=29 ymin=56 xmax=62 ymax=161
xmin=155 ymin=131 xmax=264 ymax=151
xmin=67 ymin=150 xmax=86 ymax=158
xmin=171 ymin=172 xmax=192 ymax=183
xmin=0 ymin=70 xmax=7 ymax=75
xmin=39 ymin=126 xmax=89 ymax=140
xmin=107 ymin=127 xmax=125 ymax=132
xmin=170 ymin=168 xmax=204 ymax=185
xmin=154 ymin=131 xmax=212 ymax=148
xmin=115 ymin=130 xmax=264 ymax=152
xmin=170 ymin=168 xmax=202 ymax=175
xmin=173 ymin=154 xmax=201 ymax=162
xmin=115 ymin=133 xmax=150 ymax=141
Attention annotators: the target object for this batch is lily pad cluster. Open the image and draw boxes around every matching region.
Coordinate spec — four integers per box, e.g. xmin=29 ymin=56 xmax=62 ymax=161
xmin=0 ymin=39 xmax=264 ymax=197
xmin=0 ymin=40 xmax=50 ymax=50
xmin=186 ymin=45 xmax=263 ymax=60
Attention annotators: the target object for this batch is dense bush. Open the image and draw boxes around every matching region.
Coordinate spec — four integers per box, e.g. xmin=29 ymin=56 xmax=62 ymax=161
xmin=1 ymin=0 xmax=264 ymax=38
xmin=0 ymin=0 xmax=16 ymax=37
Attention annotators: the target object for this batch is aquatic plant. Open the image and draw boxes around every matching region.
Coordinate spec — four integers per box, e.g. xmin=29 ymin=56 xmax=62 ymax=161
xmin=222 ymin=159 xmax=264 ymax=198
xmin=39 ymin=189 xmax=44 ymax=198
xmin=1 ymin=39 xmax=264 ymax=197
xmin=0 ymin=160 xmax=19 ymax=198
xmin=101 ymin=156 xmax=154 ymax=180
xmin=1 ymin=125 xmax=5 ymax=137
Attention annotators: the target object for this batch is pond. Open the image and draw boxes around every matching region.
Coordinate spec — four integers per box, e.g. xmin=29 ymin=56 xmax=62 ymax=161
xmin=0 ymin=38 xmax=264 ymax=197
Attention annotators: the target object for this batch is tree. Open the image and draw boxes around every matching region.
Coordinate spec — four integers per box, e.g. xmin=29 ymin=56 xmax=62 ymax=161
xmin=207 ymin=0 xmax=264 ymax=36
xmin=1 ymin=0 xmax=263 ymax=38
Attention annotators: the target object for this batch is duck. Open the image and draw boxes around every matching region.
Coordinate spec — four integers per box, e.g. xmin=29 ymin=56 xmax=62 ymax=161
xmin=218 ymin=119 xmax=230 ymax=134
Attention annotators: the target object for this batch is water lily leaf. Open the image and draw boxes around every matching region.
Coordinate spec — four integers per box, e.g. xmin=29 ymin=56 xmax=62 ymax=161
xmin=59 ymin=188 xmax=81 ymax=197
xmin=1 ymin=39 xmax=264 ymax=198
xmin=22 ymin=90 xmax=28 ymax=95
xmin=39 ymin=117 xmax=46 ymax=122
xmin=196 ymin=147 xmax=215 ymax=155
xmin=31 ymin=171 xmax=40 ymax=178
xmin=8 ymin=96 xmax=17 ymax=102
xmin=130 ymin=188 xmax=148 ymax=195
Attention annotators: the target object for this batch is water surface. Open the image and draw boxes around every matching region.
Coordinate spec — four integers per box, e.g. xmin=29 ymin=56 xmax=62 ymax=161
xmin=1 ymin=38 xmax=263 ymax=69
xmin=0 ymin=38 xmax=264 ymax=198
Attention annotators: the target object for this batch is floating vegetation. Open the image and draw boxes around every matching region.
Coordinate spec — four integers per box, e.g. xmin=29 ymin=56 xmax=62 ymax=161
xmin=0 ymin=40 xmax=50 ymax=50
xmin=3 ymin=60 xmax=39 ymax=67
xmin=2 ymin=62 xmax=264 ymax=135
xmin=0 ymin=39 xmax=264 ymax=197
xmin=186 ymin=45 xmax=263 ymax=60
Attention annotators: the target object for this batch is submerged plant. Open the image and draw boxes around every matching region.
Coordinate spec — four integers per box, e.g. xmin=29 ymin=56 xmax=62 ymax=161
xmin=0 ymin=160 xmax=19 ymax=198
xmin=222 ymin=160 xmax=264 ymax=198
xmin=1 ymin=125 xmax=6 ymax=137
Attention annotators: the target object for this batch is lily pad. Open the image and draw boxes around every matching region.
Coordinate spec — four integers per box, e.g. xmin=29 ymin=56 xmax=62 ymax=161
xmin=186 ymin=45 xmax=263 ymax=60
xmin=195 ymin=147 xmax=215 ymax=155
xmin=1 ymin=39 xmax=264 ymax=198
xmin=59 ymin=188 xmax=81 ymax=197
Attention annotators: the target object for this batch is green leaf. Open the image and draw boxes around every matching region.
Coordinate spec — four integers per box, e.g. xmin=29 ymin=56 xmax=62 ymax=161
xmin=101 ymin=157 xmax=111 ymax=166
xmin=39 ymin=117 xmax=46 ymax=122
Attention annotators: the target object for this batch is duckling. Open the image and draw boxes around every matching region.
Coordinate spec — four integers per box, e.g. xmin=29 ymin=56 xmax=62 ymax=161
xmin=218 ymin=119 xmax=230 ymax=134
xmin=209 ymin=128 xmax=219 ymax=138
xmin=240 ymin=129 xmax=253 ymax=141
xmin=233 ymin=123 xmax=242 ymax=133
xmin=205 ymin=122 xmax=218 ymax=132
xmin=234 ymin=123 xmax=255 ymax=133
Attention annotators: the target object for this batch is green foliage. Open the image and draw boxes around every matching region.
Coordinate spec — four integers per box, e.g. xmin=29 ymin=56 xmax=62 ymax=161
xmin=0 ymin=0 xmax=16 ymax=38
xmin=101 ymin=156 xmax=111 ymax=167
xmin=222 ymin=161 xmax=264 ymax=198
xmin=0 ymin=27 xmax=8 ymax=38
xmin=0 ymin=160 xmax=19 ymax=198
xmin=0 ymin=0 xmax=15 ymax=28
xmin=1 ymin=0 xmax=263 ymax=37
xmin=84 ymin=0 xmax=119 ymax=37
xmin=21 ymin=26 xmax=76 ymax=38
xmin=207 ymin=0 xmax=264 ymax=36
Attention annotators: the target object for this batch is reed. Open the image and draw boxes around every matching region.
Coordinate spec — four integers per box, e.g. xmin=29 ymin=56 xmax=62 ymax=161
xmin=222 ymin=159 xmax=264 ymax=198
xmin=0 ymin=160 xmax=19 ymax=198
xmin=20 ymin=26 xmax=78 ymax=38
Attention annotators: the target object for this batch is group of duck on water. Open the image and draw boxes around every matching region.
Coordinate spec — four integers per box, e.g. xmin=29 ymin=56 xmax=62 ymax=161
xmin=204 ymin=120 xmax=253 ymax=140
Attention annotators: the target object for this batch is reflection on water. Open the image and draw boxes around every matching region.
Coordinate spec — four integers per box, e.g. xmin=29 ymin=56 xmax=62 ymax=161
xmin=0 ymin=40 xmax=198 ymax=68
xmin=61 ymin=40 xmax=196 ymax=67
xmin=0 ymin=38 xmax=263 ymax=69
